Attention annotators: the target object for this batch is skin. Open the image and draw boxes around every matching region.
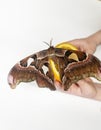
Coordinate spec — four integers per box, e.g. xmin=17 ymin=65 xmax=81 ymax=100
xmin=55 ymin=30 xmax=101 ymax=101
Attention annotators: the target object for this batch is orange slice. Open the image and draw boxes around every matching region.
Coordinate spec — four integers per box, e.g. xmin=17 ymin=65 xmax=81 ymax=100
xmin=56 ymin=42 xmax=78 ymax=61
xmin=68 ymin=53 xmax=79 ymax=61
xmin=55 ymin=42 xmax=78 ymax=50
xmin=49 ymin=59 xmax=61 ymax=82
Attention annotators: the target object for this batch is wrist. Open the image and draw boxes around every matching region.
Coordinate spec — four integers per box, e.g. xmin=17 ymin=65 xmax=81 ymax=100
xmin=87 ymin=30 xmax=101 ymax=47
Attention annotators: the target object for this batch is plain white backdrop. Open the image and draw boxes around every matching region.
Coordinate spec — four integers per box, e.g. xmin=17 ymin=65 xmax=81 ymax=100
xmin=0 ymin=0 xmax=101 ymax=130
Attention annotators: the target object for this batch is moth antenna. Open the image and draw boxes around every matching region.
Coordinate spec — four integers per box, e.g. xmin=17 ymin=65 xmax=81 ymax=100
xmin=43 ymin=41 xmax=50 ymax=47
xmin=43 ymin=38 xmax=53 ymax=47
xmin=50 ymin=38 xmax=53 ymax=47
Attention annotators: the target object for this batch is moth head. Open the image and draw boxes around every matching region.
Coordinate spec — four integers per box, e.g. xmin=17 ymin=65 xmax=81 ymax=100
xmin=43 ymin=38 xmax=53 ymax=48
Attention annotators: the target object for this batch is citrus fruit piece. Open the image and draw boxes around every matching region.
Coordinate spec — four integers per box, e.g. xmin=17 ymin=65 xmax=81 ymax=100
xmin=55 ymin=42 xmax=78 ymax=50
xmin=49 ymin=59 xmax=61 ymax=82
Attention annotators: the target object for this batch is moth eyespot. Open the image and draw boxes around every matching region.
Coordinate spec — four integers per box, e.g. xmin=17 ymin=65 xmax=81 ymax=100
xmin=42 ymin=65 xmax=49 ymax=75
xmin=27 ymin=58 xmax=34 ymax=67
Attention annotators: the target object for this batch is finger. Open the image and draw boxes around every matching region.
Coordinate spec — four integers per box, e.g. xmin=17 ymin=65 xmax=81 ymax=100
xmin=54 ymin=81 xmax=81 ymax=95
xmin=67 ymin=40 xmax=81 ymax=50
xmin=54 ymin=81 xmax=64 ymax=92
xmin=77 ymin=79 xmax=97 ymax=98
xmin=67 ymin=78 xmax=93 ymax=95
xmin=67 ymin=83 xmax=82 ymax=96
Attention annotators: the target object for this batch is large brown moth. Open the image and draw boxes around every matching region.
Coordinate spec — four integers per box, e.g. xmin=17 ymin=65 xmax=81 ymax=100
xmin=8 ymin=42 xmax=101 ymax=91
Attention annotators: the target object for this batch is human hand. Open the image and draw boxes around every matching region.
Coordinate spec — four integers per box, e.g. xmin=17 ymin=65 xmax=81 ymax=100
xmin=69 ymin=30 xmax=101 ymax=54
xmin=55 ymin=32 xmax=101 ymax=100
xmin=68 ymin=38 xmax=97 ymax=54
xmin=55 ymin=78 xmax=96 ymax=99
xmin=66 ymin=37 xmax=101 ymax=100
xmin=55 ymin=78 xmax=101 ymax=101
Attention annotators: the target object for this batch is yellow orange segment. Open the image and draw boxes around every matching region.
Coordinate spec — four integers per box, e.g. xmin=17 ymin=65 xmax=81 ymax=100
xmin=68 ymin=53 xmax=79 ymax=61
xmin=55 ymin=42 xmax=78 ymax=50
xmin=56 ymin=41 xmax=79 ymax=61
xmin=49 ymin=59 xmax=61 ymax=82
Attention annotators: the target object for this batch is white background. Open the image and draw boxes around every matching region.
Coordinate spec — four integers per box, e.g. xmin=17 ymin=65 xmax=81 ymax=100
xmin=0 ymin=0 xmax=101 ymax=130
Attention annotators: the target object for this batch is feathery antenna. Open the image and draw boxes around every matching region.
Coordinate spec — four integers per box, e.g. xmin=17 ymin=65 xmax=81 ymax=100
xmin=43 ymin=38 xmax=53 ymax=47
